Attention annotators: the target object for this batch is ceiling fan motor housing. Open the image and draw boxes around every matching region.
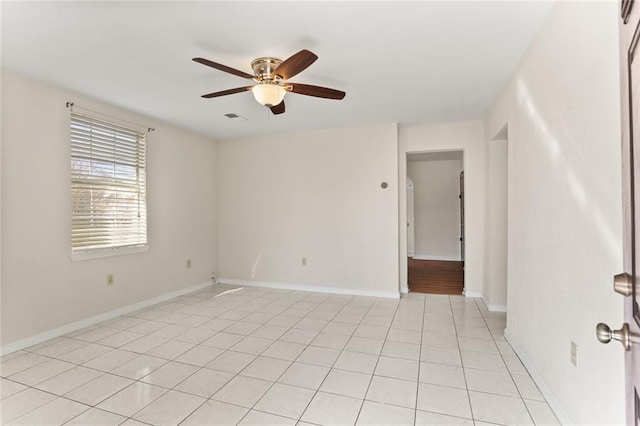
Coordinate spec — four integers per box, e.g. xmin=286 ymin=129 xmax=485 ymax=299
xmin=251 ymin=57 xmax=283 ymax=82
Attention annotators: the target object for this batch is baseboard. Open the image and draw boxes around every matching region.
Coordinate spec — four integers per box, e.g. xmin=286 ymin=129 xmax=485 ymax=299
xmin=408 ymin=251 xmax=415 ymax=257
xmin=463 ymin=291 xmax=482 ymax=298
xmin=412 ymin=254 xmax=461 ymax=261
xmin=1 ymin=281 xmax=214 ymax=356
xmin=489 ymin=304 xmax=507 ymax=312
xmin=219 ymin=278 xmax=400 ymax=299
xmin=504 ymin=328 xmax=572 ymax=425
xmin=481 ymin=296 xmax=507 ymax=312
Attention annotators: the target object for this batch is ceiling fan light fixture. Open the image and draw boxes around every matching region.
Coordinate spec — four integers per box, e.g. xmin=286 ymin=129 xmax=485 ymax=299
xmin=194 ymin=50 xmax=346 ymax=115
xmin=252 ymin=83 xmax=286 ymax=107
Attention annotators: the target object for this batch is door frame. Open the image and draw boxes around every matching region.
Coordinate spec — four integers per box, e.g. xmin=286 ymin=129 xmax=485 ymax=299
xmin=399 ymin=149 xmax=466 ymax=294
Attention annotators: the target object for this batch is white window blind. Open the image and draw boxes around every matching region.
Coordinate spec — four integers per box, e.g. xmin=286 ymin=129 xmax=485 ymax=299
xmin=70 ymin=111 xmax=147 ymax=252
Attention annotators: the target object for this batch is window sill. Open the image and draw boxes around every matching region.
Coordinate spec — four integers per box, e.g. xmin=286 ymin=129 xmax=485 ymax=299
xmin=71 ymin=244 xmax=149 ymax=261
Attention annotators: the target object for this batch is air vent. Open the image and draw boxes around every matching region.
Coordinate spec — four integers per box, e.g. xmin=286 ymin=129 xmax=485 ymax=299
xmin=224 ymin=113 xmax=249 ymax=122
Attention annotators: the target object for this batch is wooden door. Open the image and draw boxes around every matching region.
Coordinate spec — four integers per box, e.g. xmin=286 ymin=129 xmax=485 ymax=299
xmin=619 ymin=2 xmax=640 ymax=423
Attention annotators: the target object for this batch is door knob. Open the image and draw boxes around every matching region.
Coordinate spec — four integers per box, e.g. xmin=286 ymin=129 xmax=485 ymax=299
xmin=596 ymin=322 xmax=631 ymax=350
xmin=614 ymin=272 xmax=632 ymax=296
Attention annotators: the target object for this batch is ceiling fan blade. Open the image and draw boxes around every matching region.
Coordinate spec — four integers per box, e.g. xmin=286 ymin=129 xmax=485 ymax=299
xmin=193 ymin=57 xmax=255 ymax=79
xmin=270 ymin=101 xmax=285 ymax=115
xmin=285 ymin=83 xmax=346 ymax=100
xmin=201 ymin=86 xmax=253 ymax=98
xmin=274 ymin=50 xmax=318 ymax=80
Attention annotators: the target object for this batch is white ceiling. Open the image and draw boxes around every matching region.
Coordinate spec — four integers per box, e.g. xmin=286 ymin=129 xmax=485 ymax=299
xmin=1 ymin=1 xmax=553 ymax=140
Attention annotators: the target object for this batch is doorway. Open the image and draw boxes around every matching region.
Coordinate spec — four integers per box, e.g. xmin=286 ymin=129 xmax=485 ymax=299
xmin=406 ymin=150 xmax=464 ymax=294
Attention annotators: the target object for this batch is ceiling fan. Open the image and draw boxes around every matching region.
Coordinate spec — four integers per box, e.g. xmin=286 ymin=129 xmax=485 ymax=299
xmin=193 ymin=49 xmax=346 ymax=115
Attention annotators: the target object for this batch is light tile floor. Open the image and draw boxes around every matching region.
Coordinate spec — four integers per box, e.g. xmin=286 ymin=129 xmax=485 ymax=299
xmin=1 ymin=285 xmax=560 ymax=425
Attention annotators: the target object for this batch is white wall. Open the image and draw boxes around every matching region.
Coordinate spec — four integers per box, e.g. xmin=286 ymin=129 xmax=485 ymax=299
xmin=485 ymin=2 xmax=623 ymax=424
xmin=484 ymin=139 xmax=508 ymax=310
xmin=217 ymin=123 xmax=399 ymax=297
xmin=408 ymin=158 xmax=462 ymax=261
xmin=1 ymin=71 xmax=218 ymax=347
xmin=399 ymin=121 xmax=485 ymax=295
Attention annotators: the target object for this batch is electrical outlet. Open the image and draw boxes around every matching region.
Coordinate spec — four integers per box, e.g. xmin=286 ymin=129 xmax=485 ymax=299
xmin=107 ymin=274 xmax=114 ymax=286
xmin=186 ymin=259 xmax=192 ymax=268
xmin=302 ymin=257 xmax=307 ymax=266
xmin=571 ymin=341 xmax=578 ymax=367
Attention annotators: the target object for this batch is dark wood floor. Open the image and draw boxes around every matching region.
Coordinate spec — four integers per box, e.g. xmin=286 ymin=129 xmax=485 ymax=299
xmin=408 ymin=258 xmax=464 ymax=295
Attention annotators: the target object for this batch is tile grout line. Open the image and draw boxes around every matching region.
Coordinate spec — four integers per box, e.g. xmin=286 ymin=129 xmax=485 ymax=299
xmin=156 ymin=288 xmax=362 ymax=424
xmin=2 ymin=287 xmax=293 ymax=425
xmin=296 ymin=294 xmax=382 ymax=425
xmin=59 ymin=287 xmax=244 ymax=424
xmin=412 ymin=293 xmax=427 ymax=426
xmin=161 ymin=289 xmax=330 ymax=422
xmin=160 ymin=287 xmax=305 ymax=424
xmin=201 ymin=289 xmax=350 ymax=425
xmin=473 ymin=298 xmax=543 ymax=425
xmin=351 ymin=296 xmax=401 ymax=425
xmin=226 ymin=290 xmax=379 ymax=424
xmin=2 ymin=287 xmax=556 ymax=426
xmin=450 ymin=295 xmax=475 ymax=423
xmin=3 ymin=288 xmax=355 ymax=424
xmin=170 ymin=288 xmax=313 ymax=425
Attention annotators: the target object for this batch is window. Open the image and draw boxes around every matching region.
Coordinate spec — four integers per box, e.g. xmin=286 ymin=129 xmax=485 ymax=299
xmin=70 ymin=111 xmax=147 ymax=256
